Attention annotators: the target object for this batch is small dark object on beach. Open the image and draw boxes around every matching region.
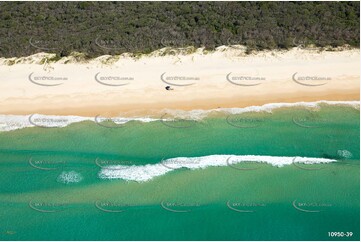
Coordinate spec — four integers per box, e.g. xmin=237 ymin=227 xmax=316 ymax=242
xmin=165 ymin=86 xmax=173 ymax=91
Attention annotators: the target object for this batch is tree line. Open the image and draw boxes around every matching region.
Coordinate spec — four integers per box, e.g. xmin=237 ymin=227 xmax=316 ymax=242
xmin=0 ymin=1 xmax=359 ymax=58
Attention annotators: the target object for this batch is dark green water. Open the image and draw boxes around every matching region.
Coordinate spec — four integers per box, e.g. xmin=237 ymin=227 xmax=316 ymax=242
xmin=0 ymin=104 xmax=359 ymax=240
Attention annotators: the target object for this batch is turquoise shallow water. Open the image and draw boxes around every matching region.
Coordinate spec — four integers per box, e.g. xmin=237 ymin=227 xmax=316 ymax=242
xmin=0 ymin=104 xmax=359 ymax=240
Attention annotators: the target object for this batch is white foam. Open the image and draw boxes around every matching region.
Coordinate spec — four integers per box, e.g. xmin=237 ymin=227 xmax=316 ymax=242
xmin=163 ymin=100 xmax=360 ymax=119
xmin=98 ymin=155 xmax=337 ymax=182
xmin=337 ymin=150 xmax=353 ymax=159
xmin=0 ymin=114 xmax=93 ymax=132
xmin=0 ymin=114 xmax=159 ymax=132
xmin=95 ymin=116 xmax=159 ymax=125
xmin=0 ymin=100 xmax=358 ymax=132
xmin=57 ymin=171 xmax=83 ymax=184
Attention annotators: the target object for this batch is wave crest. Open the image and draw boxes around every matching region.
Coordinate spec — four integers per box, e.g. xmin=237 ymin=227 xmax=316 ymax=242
xmin=98 ymin=155 xmax=337 ymax=182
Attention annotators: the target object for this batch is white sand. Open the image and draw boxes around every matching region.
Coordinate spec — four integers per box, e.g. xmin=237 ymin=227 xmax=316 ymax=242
xmin=0 ymin=46 xmax=359 ymax=117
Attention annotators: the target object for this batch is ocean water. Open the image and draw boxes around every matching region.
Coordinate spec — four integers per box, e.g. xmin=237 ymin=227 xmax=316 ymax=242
xmin=0 ymin=102 xmax=359 ymax=240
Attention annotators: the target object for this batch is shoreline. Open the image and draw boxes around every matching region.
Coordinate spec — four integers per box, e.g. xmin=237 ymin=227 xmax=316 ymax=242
xmin=0 ymin=47 xmax=359 ymax=117
xmin=0 ymin=100 xmax=359 ymax=132
xmin=2 ymin=93 xmax=358 ymax=118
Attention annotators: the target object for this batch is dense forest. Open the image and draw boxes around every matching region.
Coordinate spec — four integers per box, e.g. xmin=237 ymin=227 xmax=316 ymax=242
xmin=0 ymin=1 xmax=359 ymax=58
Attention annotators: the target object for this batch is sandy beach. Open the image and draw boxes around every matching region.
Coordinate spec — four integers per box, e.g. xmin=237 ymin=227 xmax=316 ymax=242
xmin=0 ymin=46 xmax=359 ymax=117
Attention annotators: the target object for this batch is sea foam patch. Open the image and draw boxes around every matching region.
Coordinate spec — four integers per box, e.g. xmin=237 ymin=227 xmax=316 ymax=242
xmin=57 ymin=171 xmax=83 ymax=184
xmin=98 ymin=155 xmax=337 ymax=182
